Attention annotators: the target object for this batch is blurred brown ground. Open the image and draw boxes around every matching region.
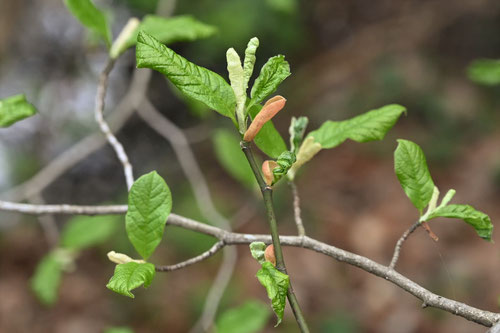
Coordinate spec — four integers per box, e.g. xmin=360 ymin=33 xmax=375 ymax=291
xmin=1 ymin=0 xmax=500 ymax=332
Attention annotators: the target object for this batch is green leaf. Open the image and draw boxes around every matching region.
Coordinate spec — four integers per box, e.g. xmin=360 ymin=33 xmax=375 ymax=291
xmin=289 ymin=116 xmax=308 ymax=154
xmin=243 ymin=37 xmax=260 ymax=87
xmin=307 ymin=104 xmax=406 ymax=149
xmin=106 ymin=262 xmax=155 ymax=298
xmin=213 ymin=129 xmax=255 ymax=188
xmin=64 ymin=0 xmax=111 ymax=47
xmin=227 ymin=48 xmax=247 ymax=131
xmin=121 ymin=15 xmax=217 ymax=54
xmin=104 ymin=327 xmax=134 ymax=333
xmin=426 ymin=204 xmax=493 ymax=241
xmin=467 ymin=59 xmax=500 ymax=86
xmin=250 ymin=55 xmax=291 ymax=106
xmin=0 ymin=94 xmax=37 ymax=128
xmin=249 ymin=242 xmax=266 ymax=264
xmin=256 ymin=262 xmax=290 ymax=326
xmin=126 ymin=171 xmax=172 ymax=260
xmin=272 ymin=151 xmax=296 ymax=185
xmin=30 ymin=253 xmax=63 ymax=305
xmin=248 ymin=104 xmax=287 ymax=158
xmin=394 ymin=139 xmax=435 ymax=213
xmin=60 ymin=215 xmax=118 ymax=251
xmin=136 ymin=31 xmax=236 ymax=121
xmin=216 ymin=300 xmax=271 ymax=333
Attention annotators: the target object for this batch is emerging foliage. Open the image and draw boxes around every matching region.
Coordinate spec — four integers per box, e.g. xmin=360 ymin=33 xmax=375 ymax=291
xmin=394 ymin=139 xmax=435 ymax=213
xmin=248 ymin=104 xmax=287 ymax=158
xmin=427 ymin=204 xmax=493 ymax=241
xmin=64 ymin=0 xmax=111 ymax=46
xmin=216 ymin=300 xmax=271 ymax=333
xmin=256 ymin=262 xmax=290 ymax=326
xmin=126 ymin=171 xmax=172 ymax=260
xmin=136 ymin=31 xmax=236 ymax=122
xmin=243 ymin=37 xmax=260 ymax=87
xmin=289 ymin=116 xmax=309 ymax=154
xmin=467 ymin=59 xmax=500 ymax=86
xmin=30 ymin=253 xmax=63 ymax=305
xmin=250 ymin=55 xmax=291 ymax=107
xmin=249 ymin=242 xmax=267 ymax=264
xmin=106 ymin=262 xmax=155 ymax=298
xmin=0 ymin=94 xmax=37 ymax=128
xmin=61 ymin=215 xmax=118 ymax=250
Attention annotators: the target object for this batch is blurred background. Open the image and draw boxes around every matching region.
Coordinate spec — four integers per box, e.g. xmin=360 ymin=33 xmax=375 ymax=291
xmin=1 ymin=0 xmax=500 ymax=332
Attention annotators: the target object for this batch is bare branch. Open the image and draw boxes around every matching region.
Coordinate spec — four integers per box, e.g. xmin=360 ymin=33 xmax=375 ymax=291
xmin=137 ymin=99 xmax=236 ymax=332
xmin=289 ymin=181 xmax=306 ymax=236
xmin=389 ymin=221 xmax=421 ymax=269
xmin=29 ymin=194 xmax=59 ymax=247
xmin=487 ymin=320 xmax=500 ymax=333
xmin=156 ymin=241 xmax=225 ymax=272
xmin=1 ymin=199 xmax=499 ymax=327
xmin=1 ymin=69 xmax=152 ymax=202
xmin=94 ymin=58 xmax=134 ymax=190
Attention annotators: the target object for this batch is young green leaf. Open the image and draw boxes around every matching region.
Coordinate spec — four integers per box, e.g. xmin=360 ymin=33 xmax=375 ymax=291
xmin=249 ymin=242 xmax=267 ymax=264
xmin=272 ymin=151 xmax=296 ymax=185
xmin=248 ymin=104 xmax=287 ymax=158
xmin=216 ymin=300 xmax=271 ymax=333
xmin=126 ymin=171 xmax=172 ymax=260
xmin=104 ymin=327 xmax=134 ymax=333
xmin=136 ymin=31 xmax=236 ymax=122
xmin=426 ymin=204 xmax=493 ymax=241
xmin=287 ymin=136 xmax=322 ymax=180
xmin=394 ymin=139 xmax=435 ymax=213
xmin=307 ymin=104 xmax=406 ymax=149
xmin=0 ymin=94 xmax=37 ymax=128
xmin=289 ymin=116 xmax=308 ymax=154
xmin=256 ymin=262 xmax=290 ymax=326
xmin=250 ymin=55 xmax=291 ymax=106
xmin=213 ymin=129 xmax=255 ymax=188
xmin=60 ymin=215 xmax=118 ymax=251
xmin=106 ymin=262 xmax=155 ymax=298
xmin=120 ymin=15 xmax=217 ymax=54
xmin=467 ymin=59 xmax=500 ymax=86
xmin=243 ymin=37 xmax=260 ymax=87
xmin=64 ymin=0 xmax=111 ymax=47
xmin=30 ymin=253 xmax=63 ymax=305
xmin=227 ymin=48 xmax=247 ymax=132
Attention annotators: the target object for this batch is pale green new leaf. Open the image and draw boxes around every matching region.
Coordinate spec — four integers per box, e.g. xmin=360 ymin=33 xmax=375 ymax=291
xmin=250 ymin=55 xmax=291 ymax=106
xmin=126 ymin=171 xmax=172 ymax=260
xmin=227 ymin=48 xmax=246 ymax=131
xmin=106 ymin=262 xmax=155 ymax=298
xmin=30 ymin=253 xmax=63 ymax=305
xmin=243 ymin=37 xmax=259 ymax=86
xmin=121 ymin=15 xmax=217 ymax=53
xmin=289 ymin=116 xmax=308 ymax=154
xmin=394 ymin=139 xmax=435 ymax=213
xmin=216 ymin=300 xmax=271 ymax=333
xmin=248 ymin=104 xmax=287 ymax=158
xmin=104 ymin=327 xmax=134 ymax=333
xmin=0 ymin=94 xmax=37 ymax=127
xmin=213 ymin=129 xmax=255 ymax=188
xmin=60 ymin=215 xmax=118 ymax=250
xmin=64 ymin=0 xmax=111 ymax=46
xmin=249 ymin=242 xmax=266 ymax=264
xmin=427 ymin=204 xmax=493 ymax=241
xmin=136 ymin=31 xmax=236 ymax=121
xmin=467 ymin=59 xmax=500 ymax=86
xmin=307 ymin=104 xmax=406 ymax=149
xmin=256 ymin=262 xmax=290 ymax=326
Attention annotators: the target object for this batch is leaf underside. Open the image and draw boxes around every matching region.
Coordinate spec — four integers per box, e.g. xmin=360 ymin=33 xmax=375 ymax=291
xmin=106 ymin=262 xmax=156 ymax=298
xmin=256 ymin=262 xmax=290 ymax=326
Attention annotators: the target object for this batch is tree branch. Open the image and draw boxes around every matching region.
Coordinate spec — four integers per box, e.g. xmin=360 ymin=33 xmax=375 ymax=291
xmin=289 ymin=181 xmax=306 ymax=236
xmin=155 ymin=241 xmax=225 ymax=272
xmin=389 ymin=221 xmax=421 ymax=269
xmin=1 ymin=199 xmax=499 ymax=327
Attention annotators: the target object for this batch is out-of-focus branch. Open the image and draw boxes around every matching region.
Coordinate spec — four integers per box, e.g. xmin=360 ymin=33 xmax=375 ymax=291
xmin=289 ymin=181 xmax=306 ymax=236
xmin=389 ymin=221 xmax=421 ymax=269
xmin=155 ymin=241 xmax=225 ymax=272
xmin=29 ymin=194 xmax=59 ymax=247
xmin=1 ymin=199 xmax=498 ymax=327
xmin=136 ymin=99 xmax=237 ymax=333
xmin=1 ymin=69 xmax=152 ymax=202
xmin=94 ymin=58 xmax=134 ymax=190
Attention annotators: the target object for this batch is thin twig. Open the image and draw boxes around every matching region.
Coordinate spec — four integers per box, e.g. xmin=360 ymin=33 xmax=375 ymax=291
xmin=156 ymin=241 xmax=225 ymax=272
xmin=94 ymin=58 xmax=134 ymax=190
xmin=1 ymin=69 xmax=152 ymax=202
xmin=240 ymin=141 xmax=310 ymax=333
xmin=389 ymin=221 xmax=421 ymax=269
xmin=289 ymin=181 xmax=306 ymax=236
xmin=1 ymin=199 xmax=500 ymax=327
xmin=137 ymin=100 xmax=236 ymax=332
xmin=487 ymin=321 xmax=500 ymax=333
xmin=29 ymin=194 xmax=59 ymax=247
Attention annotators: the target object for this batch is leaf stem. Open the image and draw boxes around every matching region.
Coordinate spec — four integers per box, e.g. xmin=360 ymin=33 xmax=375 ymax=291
xmin=240 ymin=140 xmax=310 ymax=333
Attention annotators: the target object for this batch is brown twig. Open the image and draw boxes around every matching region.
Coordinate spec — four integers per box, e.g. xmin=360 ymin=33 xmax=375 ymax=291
xmin=389 ymin=221 xmax=421 ymax=269
xmin=289 ymin=181 xmax=306 ymax=236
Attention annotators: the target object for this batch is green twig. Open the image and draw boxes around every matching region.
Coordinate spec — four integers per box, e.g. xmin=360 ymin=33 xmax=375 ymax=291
xmin=240 ymin=140 xmax=310 ymax=333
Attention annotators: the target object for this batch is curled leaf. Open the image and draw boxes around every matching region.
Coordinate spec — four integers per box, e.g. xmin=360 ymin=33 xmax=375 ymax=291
xmin=262 ymin=160 xmax=279 ymax=186
xmin=107 ymin=251 xmax=145 ymax=265
xmin=243 ymin=37 xmax=260 ymax=87
xmin=250 ymin=242 xmax=267 ymax=264
xmin=264 ymin=244 xmax=276 ymax=266
xmin=244 ymin=96 xmax=286 ymax=141
xmin=289 ymin=116 xmax=308 ymax=154
xmin=287 ymin=136 xmax=322 ymax=180
xmin=272 ymin=151 xmax=296 ymax=181
xmin=226 ymin=48 xmax=247 ymax=132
